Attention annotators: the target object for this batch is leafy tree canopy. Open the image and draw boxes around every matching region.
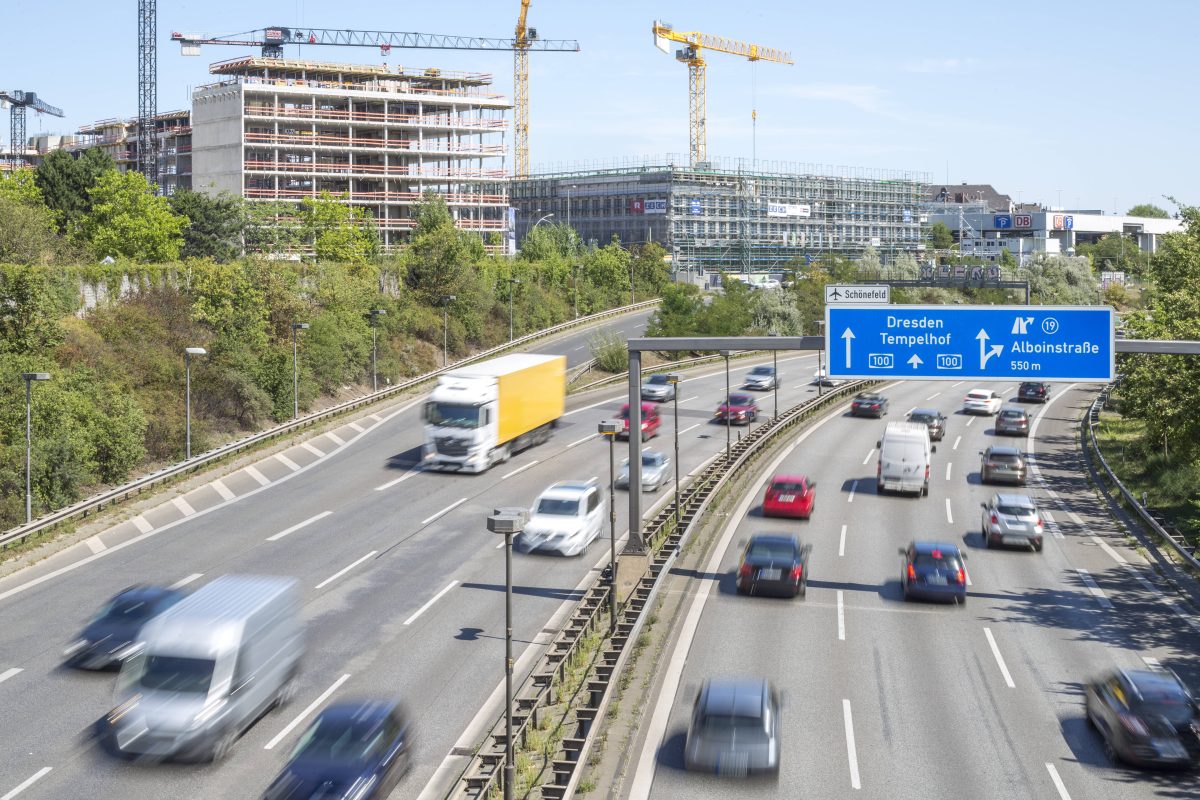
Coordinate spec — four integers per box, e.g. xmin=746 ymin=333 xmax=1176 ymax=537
xmin=35 ymin=148 xmax=114 ymax=232
xmin=77 ymin=170 xmax=188 ymax=262
xmin=300 ymin=191 xmax=379 ymax=264
xmin=928 ymin=221 xmax=955 ymax=250
xmin=169 ymin=189 xmax=245 ymax=262
xmin=1127 ymin=203 xmax=1170 ymax=219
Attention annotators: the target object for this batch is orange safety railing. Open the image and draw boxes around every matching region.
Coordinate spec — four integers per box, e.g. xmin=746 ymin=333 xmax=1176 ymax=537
xmin=244 ymin=188 xmax=508 ymax=206
xmin=243 ymin=160 xmax=507 ymax=179
xmin=200 ymin=74 xmax=506 ymax=100
xmin=244 ymin=105 xmax=507 ymax=129
xmin=243 ymin=131 xmax=506 ymax=154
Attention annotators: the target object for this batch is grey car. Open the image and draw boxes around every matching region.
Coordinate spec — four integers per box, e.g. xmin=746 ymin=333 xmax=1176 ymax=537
xmin=615 ymin=451 xmax=671 ymax=492
xmin=640 ymin=374 xmax=676 ymax=402
xmin=981 ymin=493 xmax=1044 ymax=551
xmin=684 ymin=678 xmax=781 ymax=778
xmin=980 ymin=446 xmax=1027 ymax=485
xmin=995 ymin=405 xmax=1030 ymax=436
xmin=743 ymin=365 xmax=780 ymax=391
xmin=907 ymin=408 xmax=946 ymax=441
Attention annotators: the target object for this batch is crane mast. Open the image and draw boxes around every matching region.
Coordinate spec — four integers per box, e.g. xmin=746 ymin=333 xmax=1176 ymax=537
xmin=1 ymin=90 xmax=65 ymax=165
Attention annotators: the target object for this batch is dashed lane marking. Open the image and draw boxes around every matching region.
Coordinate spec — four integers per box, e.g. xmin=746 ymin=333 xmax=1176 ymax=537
xmin=275 ymin=453 xmax=301 ymax=472
xmin=85 ymin=536 xmax=106 ymax=555
xmin=244 ymin=465 xmax=271 ymax=486
xmin=326 ymin=432 xmax=346 ymax=447
xmin=301 ymin=442 xmax=326 ymax=458
xmin=172 ymin=496 xmax=197 ymax=517
xmin=210 ymin=479 xmax=236 ymax=501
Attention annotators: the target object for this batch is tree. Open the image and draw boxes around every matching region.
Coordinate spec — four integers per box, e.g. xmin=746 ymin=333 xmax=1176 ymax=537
xmin=0 ymin=195 xmax=59 ymax=265
xmin=928 ymin=221 xmax=954 ymax=250
xmin=1022 ymin=254 xmax=1098 ymax=304
xmin=35 ymin=148 xmax=114 ymax=233
xmin=1127 ymin=203 xmax=1170 ymax=219
xmin=77 ymin=170 xmax=188 ymax=261
xmin=1076 ymin=233 xmax=1151 ymax=275
xmin=518 ymin=221 xmax=578 ymax=262
xmin=0 ymin=264 xmax=67 ymax=355
xmin=645 ymin=283 xmax=704 ymax=337
xmin=299 ymin=191 xmax=379 ymax=263
xmin=630 ymin=242 xmax=670 ymax=296
xmin=169 ymin=189 xmax=245 ymax=262
xmin=405 ymin=193 xmax=485 ymax=305
xmin=0 ymin=168 xmax=46 ymax=207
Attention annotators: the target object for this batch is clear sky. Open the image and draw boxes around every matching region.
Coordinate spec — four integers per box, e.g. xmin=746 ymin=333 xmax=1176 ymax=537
xmin=2 ymin=0 xmax=1194 ymax=212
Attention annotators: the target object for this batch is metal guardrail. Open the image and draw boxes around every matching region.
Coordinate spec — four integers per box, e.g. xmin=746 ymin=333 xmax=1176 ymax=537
xmin=1085 ymin=387 xmax=1200 ymax=571
xmin=449 ymin=378 xmax=870 ymax=799
xmin=0 ymin=299 xmax=661 ymax=551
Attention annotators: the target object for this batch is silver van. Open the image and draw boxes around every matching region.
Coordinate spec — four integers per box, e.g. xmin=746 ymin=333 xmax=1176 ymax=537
xmin=104 ymin=575 xmax=304 ymax=761
xmin=876 ymin=421 xmax=936 ymax=497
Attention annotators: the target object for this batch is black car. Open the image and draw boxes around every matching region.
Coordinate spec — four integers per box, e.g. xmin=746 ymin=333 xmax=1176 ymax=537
xmin=1085 ymin=668 xmax=1200 ymax=768
xmin=736 ymin=534 xmax=810 ymax=598
xmin=262 ymin=700 xmax=412 ymax=800
xmin=63 ymin=585 xmax=185 ymax=670
xmin=850 ymin=392 xmax=889 ymax=418
xmin=899 ymin=541 xmax=967 ymax=604
xmin=1018 ymin=382 xmax=1050 ymax=403
xmin=907 ymin=408 xmax=947 ymax=441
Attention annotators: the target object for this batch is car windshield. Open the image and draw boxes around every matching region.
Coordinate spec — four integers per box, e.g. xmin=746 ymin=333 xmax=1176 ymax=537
xmin=642 ymin=454 xmax=663 ymax=467
xmin=996 ymin=504 xmax=1034 ymax=516
xmin=856 ymin=394 xmax=882 ymax=402
xmin=646 ymin=375 xmax=669 ymax=385
xmin=137 ymin=655 xmax=215 ymax=694
xmin=1131 ymin=683 xmax=1193 ymax=717
xmin=770 ymin=481 xmax=805 ymax=493
xmin=747 ymin=541 xmax=797 ymax=560
xmin=425 ymin=402 xmax=483 ymax=429
xmin=292 ymin=716 xmax=386 ymax=764
xmin=750 ymin=367 xmax=773 ymax=375
xmin=728 ymin=395 xmax=753 ymax=406
xmin=700 ymin=713 xmax=767 ymax=740
xmin=914 ymin=553 xmax=961 ymax=571
xmin=909 ymin=413 xmax=935 ymax=424
xmin=967 ymin=392 xmax=990 ymax=400
xmin=94 ymin=596 xmax=161 ymax=625
xmin=535 ymin=497 xmax=579 ymax=516
xmin=1000 ymin=410 xmax=1025 ymax=419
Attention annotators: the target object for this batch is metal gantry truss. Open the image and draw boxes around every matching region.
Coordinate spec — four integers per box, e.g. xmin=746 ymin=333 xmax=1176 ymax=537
xmin=0 ymin=90 xmax=64 ymax=163
xmin=137 ymin=0 xmax=158 ymax=178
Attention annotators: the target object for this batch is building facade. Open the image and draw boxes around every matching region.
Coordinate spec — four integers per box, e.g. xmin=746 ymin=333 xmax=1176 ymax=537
xmin=69 ymin=111 xmax=193 ymax=195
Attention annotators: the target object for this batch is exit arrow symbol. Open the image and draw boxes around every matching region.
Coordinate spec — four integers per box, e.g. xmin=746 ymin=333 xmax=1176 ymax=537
xmin=976 ymin=329 xmax=1004 ymax=369
xmin=908 ymin=354 xmax=923 ymax=369
xmin=841 ymin=328 xmax=855 ymax=368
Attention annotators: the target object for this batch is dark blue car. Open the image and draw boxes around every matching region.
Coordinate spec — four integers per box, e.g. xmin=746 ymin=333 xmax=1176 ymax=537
xmin=63 ymin=585 xmax=185 ymax=670
xmin=900 ymin=542 xmax=967 ymax=604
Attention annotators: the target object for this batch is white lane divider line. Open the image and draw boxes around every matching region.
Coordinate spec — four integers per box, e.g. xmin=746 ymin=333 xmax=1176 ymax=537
xmin=564 ymin=394 xmax=623 ymax=417
xmin=348 ymin=421 xmax=365 ymax=433
xmin=301 ymin=442 xmax=326 ymax=458
xmin=267 ymin=511 xmax=333 ymax=542
xmin=945 ymin=498 xmax=954 ymax=525
xmin=325 ymin=431 xmax=346 ymax=446
xmin=847 ymin=481 xmax=857 ymax=504
xmin=375 ymin=469 xmax=420 ymax=491
xmin=953 ymin=435 xmax=962 ymax=451
xmin=839 ymin=524 xmax=847 ymax=558
xmin=572 ymin=344 xmax=586 ymax=351
xmin=211 ymin=479 xmax=236 ymax=502
xmin=315 ymin=552 xmax=378 ymax=590
xmin=131 ymin=514 xmax=154 ymax=534
xmin=925 ymin=391 xmax=941 ymax=400
xmin=1122 ymin=565 xmax=1200 ymax=634
xmin=1045 ymin=763 xmax=1073 ymax=800
xmin=370 ymin=413 xmax=383 ymax=422
xmin=678 ymin=423 xmax=701 ymax=435
xmin=404 ymin=581 xmax=460 ymax=626
xmin=275 ymin=453 xmax=301 ymax=472
xmin=501 ymin=460 xmax=539 ymax=480
xmin=966 ymin=416 xmax=976 ymax=427
xmin=842 ymin=699 xmax=861 ymax=790
xmin=172 ymin=496 xmax=197 ymax=517
xmin=1 ymin=767 xmax=52 ymax=800
xmin=679 ymin=396 xmax=699 ymax=404
xmin=951 ymin=381 xmax=964 ymax=388
xmin=1067 ymin=510 xmax=1085 ymax=526
xmin=946 ymin=462 xmax=953 ymax=481
xmin=1076 ymin=569 xmax=1113 ymax=609
xmin=862 ymin=448 xmax=875 ymax=465
xmin=264 ymin=674 xmax=351 ymax=750
xmin=567 ymin=433 xmax=599 ymax=448
xmin=0 ymin=667 xmax=23 ymax=684
xmin=170 ymin=573 xmax=203 ymax=590
xmin=1093 ymin=535 xmax=1128 ymax=565
xmin=983 ymin=627 xmax=1016 ymax=688
xmin=837 ymin=591 xmax=845 ymax=641
xmin=244 ymin=465 xmax=271 ymax=486
xmin=85 ymin=536 xmax=106 ymax=555
xmin=422 ymin=498 xmax=467 ymax=526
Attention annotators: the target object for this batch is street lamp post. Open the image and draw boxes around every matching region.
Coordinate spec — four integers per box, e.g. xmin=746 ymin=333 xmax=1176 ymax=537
xmin=721 ymin=350 xmax=731 ymax=458
xmin=598 ymin=421 xmax=622 ymax=632
xmin=369 ymin=309 xmax=386 ymax=392
xmin=487 ymin=508 xmax=527 ymax=800
xmin=507 ymin=278 xmax=521 ymax=342
xmin=566 ymin=183 xmax=576 ymax=230
xmin=816 ymin=321 xmax=826 ymax=397
xmin=666 ymin=374 xmax=682 ymax=532
xmin=440 ymin=296 xmax=456 ymax=367
xmin=768 ymin=330 xmax=780 ymax=420
xmin=629 ymin=256 xmax=636 ymax=305
xmin=184 ymin=347 xmax=206 ymax=460
xmin=572 ymin=264 xmax=583 ymax=319
xmin=291 ymin=322 xmax=309 ymax=419
xmin=21 ymin=372 xmax=50 ymax=524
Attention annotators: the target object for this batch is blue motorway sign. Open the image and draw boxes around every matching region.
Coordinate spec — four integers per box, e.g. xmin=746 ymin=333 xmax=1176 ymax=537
xmin=825 ymin=304 xmax=1114 ymax=382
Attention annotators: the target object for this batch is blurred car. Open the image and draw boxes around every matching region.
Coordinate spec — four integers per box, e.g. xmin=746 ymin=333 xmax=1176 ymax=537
xmin=743 ymin=365 xmax=781 ymax=391
xmin=850 ymin=392 xmax=889 ymax=418
xmin=900 ymin=542 xmax=967 ymax=604
xmin=64 ymin=585 xmax=186 ymax=670
xmin=980 ymin=446 xmax=1028 ymax=485
xmin=1085 ymin=668 xmax=1200 ymax=768
xmin=715 ymin=394 xmax=760 ymax=425
xmin=995 ymin=405 xmax=1031 ymax=436
xmin=981 ymin=493 xmax=1044 ymax=551
xmin=1018 ymin=381 xmax=1050 ymax=403
xmin=261 ymin=700 xmax=412 ymax=799
xmin=617 ymin=402 xmax=661 ymax=441
xmin=761 ymin=474 xmax=816 ymax=519
xmin=812 ymin=368 xmax=847 ymax=387
xmin=736 ymin=535 xmax=810 ymax=598
xmin=516 ymin=479 xmax=605 ymax=556
xmin=684 ymin=678 xmax=781 ymax=777
xmin=907 ymin=408 xmax=947 ymax=441
xmin=963 ymin=389 xmax=1003 ymax=415
xmin=616 ymin=451 xmax=672 ymax=492
xmin=640 ymin=373 xmax=677 ymax=402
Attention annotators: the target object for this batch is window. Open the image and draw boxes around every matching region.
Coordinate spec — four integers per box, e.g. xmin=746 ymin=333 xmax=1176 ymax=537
xmin=586 ymin=491 xmax=599 ymax=513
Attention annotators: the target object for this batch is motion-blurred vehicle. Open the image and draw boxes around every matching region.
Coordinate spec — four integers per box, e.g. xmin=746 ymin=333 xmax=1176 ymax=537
xmin=850 ymin=392 xmax=889 ymax=418
xmin=261 ymin=700 xmax=412 ymax=799
xmin=980 ymin=446 xmax=1028 ymax=485
xmin=761 ymin=474 xmax=816 ymax=519
xmin=516 ymin=479 xmax=605 ymax=556
xmin=640 ymin=373 xmax=677 ymax=402
xmin=736 ymin=535 xmax=810 ymax=598
xmin=963 ymin=389 xmax=1003 ymax=415
xmin=743 ymin=365 xmax=781 ymax=391
xmin=684 ymin=678 xmax=782 ymax=777
xmin=617 ymin=402 xmax=661 ymax=441
xmin=103 ymin=575 xmax=304 ymax=762
xmin=715 ymin=394 xmax=760 ymax=425
xmin=64 ymin=586 xmax=185 ymax=670
xmin=900 ymin=542 xmax=967 ymax=604
xmin=995 ymin=405 xmax=1030 ymax=436
xmin=981 ymin=494 xmax=1044 ymax=551
xmin=1085 ymin=668 xmax=1200 ymax=768
xmin=876 ymin=421 xmax=935 ymax=497
xmin=907 ymin=408 xmax=947 ymax=441
xmin=616 ymin=451 xmax=672 ymax=492
xmin=1018 ymin=382 xmax=1050 ymax=403
xmin=812 ymin=368 xmax=847 ymax=387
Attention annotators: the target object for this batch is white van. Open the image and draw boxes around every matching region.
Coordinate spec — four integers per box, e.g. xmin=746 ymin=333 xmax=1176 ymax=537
xmin=876 ymin=421 xmax=936 ymax=497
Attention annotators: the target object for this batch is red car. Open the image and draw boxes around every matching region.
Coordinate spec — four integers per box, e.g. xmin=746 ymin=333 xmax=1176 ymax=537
xmin=762 ymin=474 xmax=816 ymax=519
xmin=617 ymin=402 xmax=661 ymax=441
xmin=715 ymin=393 xmax=760 ymax=425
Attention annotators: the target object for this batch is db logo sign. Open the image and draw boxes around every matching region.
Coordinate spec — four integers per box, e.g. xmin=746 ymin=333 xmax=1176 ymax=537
xmin=1014 ymin=215 xmax=1032 ymax=227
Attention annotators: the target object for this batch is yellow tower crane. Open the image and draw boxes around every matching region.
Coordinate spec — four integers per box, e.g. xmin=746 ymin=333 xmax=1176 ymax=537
xmin=652 ymin=21 xmax=793 ymax=166
xmin=514 ymin=0 xmax=534 ymax=177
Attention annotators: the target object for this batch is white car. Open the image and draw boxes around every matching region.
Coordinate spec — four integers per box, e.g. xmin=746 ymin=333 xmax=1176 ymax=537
xmin=962 ymin=389 xmax=1003 ymax=415
xmin=812 ymin=368 xmax=846 ymax=387
xmin=516 ymin=479 xmax=605 ymax=556
xmin=743 ymin=365 xmax=781 ymax=390
xmin=616 ymin=451 xmax=672 ymax=492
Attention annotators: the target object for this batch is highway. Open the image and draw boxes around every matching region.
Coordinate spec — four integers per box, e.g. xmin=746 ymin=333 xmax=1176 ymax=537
xmin=624 ymin=380 xmax=1200 ymax=800
xmin=0 ymin=308 xmax=836 ymax=800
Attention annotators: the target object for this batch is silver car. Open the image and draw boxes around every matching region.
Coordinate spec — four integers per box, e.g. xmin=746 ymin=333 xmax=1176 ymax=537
xmin=616 ymin=451 xmax=671 ymax=492
xmin=640 ymin=374 xmax=676 ymax=402
xmin=995 ymin=405 xmax=1030 ymax=436
xmin=684 ymin=678 xmax=781 ymax=777
xmin=743 ymin=365 xmax=780 ymax=391
xmin=981 ymin=493 xmax=1044 ymax=551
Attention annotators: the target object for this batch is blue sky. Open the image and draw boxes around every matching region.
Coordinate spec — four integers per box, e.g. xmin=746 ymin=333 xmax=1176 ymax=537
xmin=3 ymin=0 xmax=1194 ymax=212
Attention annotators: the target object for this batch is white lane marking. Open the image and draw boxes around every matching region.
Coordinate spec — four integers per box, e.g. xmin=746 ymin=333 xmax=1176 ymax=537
xmin=925 ymin=391 xmax=941 ymax=400
xmin=170 ymin=573 xmax=203 ymax=590
xmin=847 ymin=481 xmax=857 ymax=504
xmin=946 ymin=462 xmax=953 ymax=481
xmin=965 ymin=567 xmax=973 ymax=587
xmin=85 ymin=536 xmax=106 ymax=554
xmin=952 ymin=435 xmax=961 ymax=451
xmin=1042 ymin=509 xmax=1054 ymax=523
xmin=275 ymin=453 xmax=301 ymax=472
xmin=172 ymin=496 xmax=197 ymax=516
xmin=983 ymin=627 xmax=1016 ymax=688
xmin=906 ymin=407 xmax=916 ymax=415
xmin=422 ymin=498 xmax=467 ymax=526
xmin=315 ymin=552 xmax=377 ymax=590
xmin=301 ymin=442 xmax=326 ymax=458
xmin=0 ymin=667 xmax=23 ymax=684
xmin=1077 ymin=569 xmax=1113 ymax=608
xmin=404 ymin=581 xmax=460 ymax=626
xmin=1 ymin=767 xmax=52 ymax=800
xmin=573 ymin=345 xmax=586 ymax=351
xmin=370 ymin=413 xmax=383 ymax=422
xmin=999 ymin=385 xmax=1013 ymax=395
xmin=843 ymin=699 xmax=861 ymax=790
xmin=679 ymin=395 xmax=699 ymax=404
xmin=1045 ymin=763 xmax=1073 ymax=800
xmin=966 ymin=416 xmax=976 ymax=427
xmin=678 ymin=423 xmax=701 ymax=435
xmin=348 ymin=421 xmax=365 ymax=433
xmin=210 ymin=479 xmax=236 ymax=501
xmin=945 ymin=498 xmax=953 ymax=524
xmin=244 ymin=465 xmax=271 ymax=486
xmin=501 ymin=460 xmax=539 ymax=480
xmin=130 ymin=514 xmax=154 ymax=534
xmin=375 ymin=469 xmax=420 ymax=491
xmin=951 ymin=381 xmax=964 ymax=387
xmin=1143 ymin=656 xmax=1161 ymax=668
xmin=495 ymin=539 xmax=506 ymax=549
xmin=837 ymin=591 xmax=845 ymax=641
xmin=1067 ymin=510 xmax=1085 ymax=526
xmin=564 ymin=394 xmax=623 ymax=417
xmin=1122 ymin=565 xmax=1200 ymax=634
xmin=267 ymin=511 xmax=333 ymax=542
xmin=839 ymin=524 xmax=847 ymax=557
xmin=642 ymin=445 xmax=652 ymax=452
xmin=567 ymin=433 xmax=599 ymax=448
xmin=1046 ymin=488 xmax=1060 ymax=500
xmin=1093 ymin=536 xmax=1128 ymax=565
xmin=264 ymin=674 xmax=352 ymax=750
xmin=326 ymin=431 xmax=346 ymax=446
xmin=862 ymin=448 xmax=875 ymax=465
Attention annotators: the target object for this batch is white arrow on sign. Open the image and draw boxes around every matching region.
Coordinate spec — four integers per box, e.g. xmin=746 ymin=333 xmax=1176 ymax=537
xmin=841 ymin=328 xmax=855 ymax=368
xmin=976 ymin=329 xmax=1004 ymax=369
xmin=908 ymin=354 xmax=923 ymax=369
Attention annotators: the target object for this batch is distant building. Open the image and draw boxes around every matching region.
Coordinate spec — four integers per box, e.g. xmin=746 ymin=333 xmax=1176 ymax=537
xmin=67 ymin=111 xmax=193 ymax=195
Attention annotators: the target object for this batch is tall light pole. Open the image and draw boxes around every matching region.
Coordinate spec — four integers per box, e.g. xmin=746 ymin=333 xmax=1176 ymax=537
xmin=721 ymin=350 xmax=731 ymax=458
xmin=768 ymin=330 xmax=780 ymax=420
xmin=566 ymin=183 xmax=576 ymax=231
xmin=21 ymin=372 xmax=50 ymax=525
xmin=369 ymin=309 xmax=386 ymax=392
xmin=572 ymin=264 xmax=583 ymax=319
xmin=507 ymin=278 xmax=521 ymax=342
xmin=440 ymin=296 xmax=456 ymax=366
xmin=598 ymin=421 xmax=621 ymax=632
xmin=291 ymin=322 xmax=309 ymax=419
xmin=816 ymin=320 xmax=826 ymax=398
xmin=629 ymin=254 xmax=636 ymax=305
xmin=487 ymin=508 xmax=527 ymax=800
xmin=666 ymin=374 xmax=682 ymax=533
xmin=184 ymin=348 xmax=206 ymax=460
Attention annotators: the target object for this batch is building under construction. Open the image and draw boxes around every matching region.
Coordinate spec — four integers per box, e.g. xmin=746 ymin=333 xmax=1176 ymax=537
xmin=511 ymin=156 xmax=929 ymax=279
xmin=191 ymin=56 xmax=509 ymax=250
xmin=71 ymin=111 xmax=193 ymax=195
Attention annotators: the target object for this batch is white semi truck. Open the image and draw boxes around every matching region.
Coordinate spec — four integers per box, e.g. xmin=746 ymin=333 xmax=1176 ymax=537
xmin=422 ymin=353 xmax=566 ymax=473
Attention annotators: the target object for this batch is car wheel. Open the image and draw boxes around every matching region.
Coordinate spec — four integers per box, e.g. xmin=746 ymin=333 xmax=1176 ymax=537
xmin=1104 ymin=739 xmax=1118 ymax=765
xmin=210 ymin=728 xmax=238 ymax=762
xmin=981 ymin=468 xmax=990 ymax=483
xmin=902 ymin=585 xmax=911 ymax=602
xmin=983 ymin=529 xmax=992 ymax=549
xmin=1034 ymin=541 xmax=1044 ymax=552
xmin=877 ymin=482 xmax=885 ymax=494
xmin=921 ymin=483 xmax=929 ymax=497
xmin=275 ymin=672 xmax=300 ymax=709
xmin=799 ymin=578 xmax=807 ymax=599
